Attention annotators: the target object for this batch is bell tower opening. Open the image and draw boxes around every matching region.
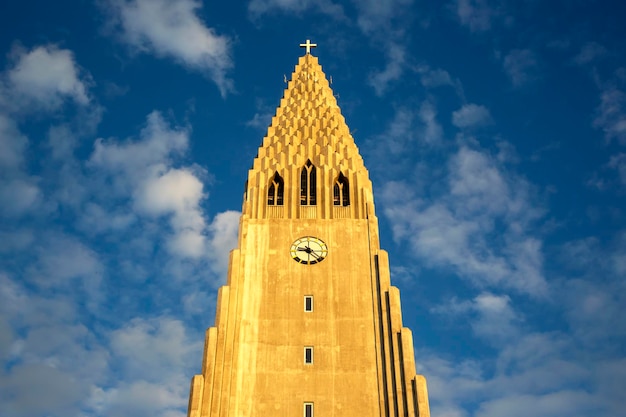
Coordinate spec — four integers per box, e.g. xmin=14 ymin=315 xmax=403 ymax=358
xmin=333 ymin=172 xmax=350 ymax=206
xmin=300 ymin=159 xmax=317 ymax=206
xmin=267 ymin=171 xmax=284 ymax=205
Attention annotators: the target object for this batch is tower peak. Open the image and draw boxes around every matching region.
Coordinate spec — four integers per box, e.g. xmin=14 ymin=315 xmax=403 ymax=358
xmin=243 ymin=49 xmax=371 ymax=220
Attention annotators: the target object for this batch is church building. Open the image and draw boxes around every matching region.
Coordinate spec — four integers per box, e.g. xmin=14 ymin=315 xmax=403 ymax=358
xmin=187 ymin=41 xmax=430 ymax=417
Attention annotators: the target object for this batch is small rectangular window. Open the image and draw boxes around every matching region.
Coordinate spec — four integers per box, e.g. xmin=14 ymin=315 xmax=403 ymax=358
xmin=304 ymin=403 xmax=314 ymax=417
xmin=304 ymin=347 xmax=313 ymax=364
xmin=304 ymin=295 xmax=313 ymax=312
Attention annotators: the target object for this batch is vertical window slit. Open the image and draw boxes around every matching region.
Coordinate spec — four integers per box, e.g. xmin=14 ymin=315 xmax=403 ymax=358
xmin=304 ymin=347 xmax=313 ymax=364
xmin=304 ymin=403 xmax=314 ymax=417
xmin=304 ymin=296 xmax=313 ymax=312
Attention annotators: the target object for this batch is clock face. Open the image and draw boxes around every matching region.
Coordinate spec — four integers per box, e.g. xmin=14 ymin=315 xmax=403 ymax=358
xmin=290 ymin=236 xmax=328 ymax=265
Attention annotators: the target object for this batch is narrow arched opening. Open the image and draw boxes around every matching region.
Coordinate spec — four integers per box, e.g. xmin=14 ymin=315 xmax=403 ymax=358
xmin=267 ymin=172 xmax=284 ymax=205
xmin=333 ymin=172 xmax=350 ymax=206
xmin=300 ymin=160 xmax=317 ymax=205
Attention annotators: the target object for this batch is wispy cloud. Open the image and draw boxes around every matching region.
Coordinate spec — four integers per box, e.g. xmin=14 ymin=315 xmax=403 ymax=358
xmin=368 ymin=43 xmax=406 ymax=96
xmin=416 ymin=65 xmax=454 ymax=88
xmin=453 ymin=0 xmax=496 ymax=32
xmin=1 ymin=44 xmax=91 ymax=113
xmin=573 ymin=41 xmax=607 ymax=66
xmin=432 ymin=292 xmax=521 ymax=345
xmin=0 ymin=114 xmax=27 ymax=170
xmin=419 ymin=100 xmax=444 ymax=144
xmin=248 ymin=0 xmax=345 ymax=19
xmin=503 ymin=49 xmax=538 ymax=87
xmin=594 ymin=83 xmax=626 ymax=144
xmin=608 ymin=153 xmax=626 ymax=185
xmin=381 ymin=144 xmax=547 ymax=296
xmin=364 ymin=103 xmax=444 ymax=176
xmin=90 ymin=111 xmax=210 ymax=259
xmin=452 ymin=103 xmax=493 ymax=128
xmin=353 ymin=0 xmax=413 ymax=35
xmin=102 ymin=0 xmax=233 ymax=95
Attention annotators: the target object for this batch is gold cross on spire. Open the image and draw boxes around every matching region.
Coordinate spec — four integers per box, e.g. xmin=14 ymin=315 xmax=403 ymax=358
xmin=299 ymin=39 xmax=317 ymax=55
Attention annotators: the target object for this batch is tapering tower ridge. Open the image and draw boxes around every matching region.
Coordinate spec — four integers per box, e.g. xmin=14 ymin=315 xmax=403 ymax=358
xmin=244 ymin=53 xmax=371 ymax=221
xmin=188 ymin=46 xmax=430 ymax=417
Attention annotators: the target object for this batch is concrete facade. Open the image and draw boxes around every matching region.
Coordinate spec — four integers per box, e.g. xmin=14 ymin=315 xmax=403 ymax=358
xmin=187 ymin=52 xmax=430 ymax=417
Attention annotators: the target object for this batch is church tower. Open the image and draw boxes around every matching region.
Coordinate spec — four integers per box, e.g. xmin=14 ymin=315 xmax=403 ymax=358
xmin=187 ymin=42 xmax=430 ymax=417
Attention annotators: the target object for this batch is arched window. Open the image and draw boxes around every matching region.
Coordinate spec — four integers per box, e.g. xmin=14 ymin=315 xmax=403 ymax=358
xmin=267 ymin=172 xmax=284 ymax=205
xmin=333 ymin=172 xmax=350 ymax=206
xmin=300 ymin=160 xmax=317 ymax=205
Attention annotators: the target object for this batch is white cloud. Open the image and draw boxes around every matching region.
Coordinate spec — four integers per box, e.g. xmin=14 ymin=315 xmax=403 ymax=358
xmin=103 ymin=0 xmax=233 ymax=95
xmin=432 ymin=292 xmax=520 ymax=345
xmin=136 ymin=168 xmax=204 ymax=219
xmin=557 ymin=235 xmax=626 ymax=346
xmin=134 ymin=167 xmax=207 ymax=259
xmin=246 ymin=111 xmax=273 ymax=130
xmin=0 ymin=274 xmax=110 ymax=417
xmin=110 ymin=317 xmax=200 ymax=381
xmin=78 ymin=203 xmax=137 ymax=234
xmin=355 ymin=1 xmax=413 ymax=96
xmin=470 ymin=293 xmax=520 ymax=343
xmin=476 ymin=391 xmax=600 ymax=417
xmin=47 ymin=124 xmax=78 ymax=160
xmin=207 ymin=210 xmax=240 ymax=275
xmin=0 ymin=114 xmax=43 ymax=219
xmin=90 ymin=111 xmax=210 ymax=259
xmin=368 ymin=43 xmax=406 ymax=96
xmin=452 ymin=103 xmax=493 ymax=128
xmin=608 ymin=153 xmax=626 ymax=184
xmin=101 ymin=316 xmax=201 ymax=417
xmin=594 ymin=85 xmax=626 ymax=144
xmin=382 ymin=145 xmax=547 ymax=296
xmin=90 ymin=111 xmax=188 ymax=179
xmin=247 ymin=0 xmax=344 ymax=20
xmin=11 ymin=233 xmax=105 ymax=311
xmin=3 ymin=44 xmax=90 ymax=112
xmin=0 ymin=114 xmax=27 ymax=170
xmin=454 ymin=0 xmax=495 ymax=32
xmin=416 ymin=65 xmax=454 ymax=88
xmin=353 ymin=0 xmax=413 ymax=35
xmin=103 ymin=380 xmax=187 ymax=417
xmin=419 ymin=100 xmax=443 ymax=144
xmin=573 ymin=41 xmax=607 ymax=66
xmin=418 ymin=354 xmax=485 ymax=413
xmin=0 ymin=178 xmax=41 ymax=217
xmin=0 ymin=363 xmax=88 ymax=417
xmin=373 ymin=102 xmax=443 ymax=153
xmin=420 ymin=228 xmax=626 ymax=414
xmin=503 ymin=49 xmax=538 ymax=87
xmin=385 ymin=108 xmax=415 ymax=154
xmin=418 ymin=327 xmax=604 ymax=415
xmin=34 ymin=234 xmax=103 ymax=287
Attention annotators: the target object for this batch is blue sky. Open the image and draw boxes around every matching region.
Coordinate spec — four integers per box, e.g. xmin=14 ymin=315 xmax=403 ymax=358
xmin=1 ymin=0 xmax=625 ymax=416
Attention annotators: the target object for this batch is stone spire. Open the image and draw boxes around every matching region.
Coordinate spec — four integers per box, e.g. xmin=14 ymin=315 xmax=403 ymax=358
xmin=243 ymin=53 xmax=373 ymax=220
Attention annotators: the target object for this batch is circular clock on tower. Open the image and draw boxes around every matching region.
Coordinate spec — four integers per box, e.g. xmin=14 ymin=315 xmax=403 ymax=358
xmin=290 ymin=236 xmax=328 ymax=264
